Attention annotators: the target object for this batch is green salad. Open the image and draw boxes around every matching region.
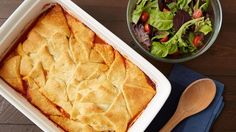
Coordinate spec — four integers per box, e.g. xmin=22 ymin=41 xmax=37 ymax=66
xmin=131 ymin=0 xmax=213 ymax=58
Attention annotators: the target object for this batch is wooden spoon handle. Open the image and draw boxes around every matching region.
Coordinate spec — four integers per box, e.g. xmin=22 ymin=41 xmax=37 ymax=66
xmin=160 ymin=112 xmax=185 ymax=132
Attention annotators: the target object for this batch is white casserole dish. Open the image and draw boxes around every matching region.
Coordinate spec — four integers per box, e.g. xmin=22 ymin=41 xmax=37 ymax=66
xmin=0 ymin=0 xmax=171 ymax=131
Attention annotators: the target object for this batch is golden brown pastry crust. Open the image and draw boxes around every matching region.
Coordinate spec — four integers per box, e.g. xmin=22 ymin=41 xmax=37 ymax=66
xmin=0 ymin=56 xmax=24 ymax=94
xmin=0 ymin=5 xmax=156 ymax=132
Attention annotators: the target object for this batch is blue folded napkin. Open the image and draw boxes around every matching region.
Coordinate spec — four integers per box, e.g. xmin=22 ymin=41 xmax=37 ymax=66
xmin=145 ymin=64 xmax=224 ymax=132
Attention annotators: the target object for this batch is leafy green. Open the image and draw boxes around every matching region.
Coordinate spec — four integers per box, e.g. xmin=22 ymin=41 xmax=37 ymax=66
xmin=152 ymin=17 xmax=204 ymax=57
xmin=145 ymin=0 xmax=174 ymax=30
xmin=188 ymin=32 xmax=195 ymax=45
xmin=148 ymin=9 xmax=174 ymax=30
xmin=188 ymin=32 xmax=197 ymax=52
xmin=193 ymin=0 xmax=200 ymax=11
xmin=151 ymin=41 xmax=178 ymax=57
xmin=132 ymin=0 xmax=175 ymax=30
xmin=199 ymin=25 xmax=212 ymax=35
xmin=177 ymin=0 xmax=192 ymax=11
xmin=151 ymin=42 xmax=169 ymax=57
xmin=164 ymin=17 xmax=204 ymax=46
xmin=168 ymin=43 xmax=178 ymax=54
xmin=173 ymin=10 xmax=191 ymax=31
xmin=194 ymin=0 xmax=209 ymax=12
xmin=144 ymin=0 xmax=158 ymax=11
xmin=132 ymin=0 xmax=148 ymax=24
xmin=189 ymin=46 xmax=197 ymax=52
xmin=167 ymin=2 xmax=178 ymax=13
xmin=200 ymin=0 xmax=210 ymax=11
xmin=179 ymin=47 xmax=188 ymax=53
xmin=195 ymin=18 xmax=212 ymax=35
xmin=179 ymin=41 xmax=196 ymax=53
xmin=132 ymin=0 xmax=213 ymax=58
xmin=151 ymin=31 xmax=169 ymax=40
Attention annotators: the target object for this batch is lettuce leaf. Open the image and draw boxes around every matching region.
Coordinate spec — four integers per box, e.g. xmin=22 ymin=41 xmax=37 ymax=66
xmin=151 ymin=17 xmax=204 ymax=58
xmin=151 ymin=41 xmax=178 ymax=57
xmin=187 ymin=32 xmax=197 ymax=52
xmin=165 ymin=17 xmax=204 ymax=46
xmin=132 ymin=0 xmax=174 ymax=30
xmin=193 ymin=0 xmax=200 ymax=11
xmin=173 ymin=10 xmax=191 ymax=31
xmin=200 ymin=0 xmax=210 ymax=11
xmin=148 ymin=9 xmax=174 ymax=30
xmin=188 ymin=32 xmax=195 ymax=45
xmin=195 ymin=18 xmax=212 ymax=35
xmin=167 ymin=2 xmax=178 ymax=13
xmin=144 ymin=0 xmax=159 ymax=11
xmin=177 ymin=0 xmax=192 ymax=11
xmin=194 ymin=0 xmax=209 ymax=12
xmin=179 ymin=37 xmax=196 ymax=53
xmin=151 ymin=31 xmax=169 ymax=40
xmin=151 ymin=42 xmax=169 ymax=57
xmin=132 ymin=0 xmax=148 ymax=24
xmin=131 ymin=0 xmax=159 ymax=24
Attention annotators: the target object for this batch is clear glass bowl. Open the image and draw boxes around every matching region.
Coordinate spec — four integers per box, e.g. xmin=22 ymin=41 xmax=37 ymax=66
xmin=126 ymin=0 xmax=222 ymax=63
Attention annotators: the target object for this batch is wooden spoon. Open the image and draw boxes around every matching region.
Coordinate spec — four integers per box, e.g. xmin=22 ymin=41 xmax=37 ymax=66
xmin=160 ymin=78 xmax=216 ymax=132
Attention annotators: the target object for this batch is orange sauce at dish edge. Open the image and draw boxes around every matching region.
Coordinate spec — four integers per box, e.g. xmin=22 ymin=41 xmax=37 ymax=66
xmin=94 ymin=35 xmax=106 ymax=44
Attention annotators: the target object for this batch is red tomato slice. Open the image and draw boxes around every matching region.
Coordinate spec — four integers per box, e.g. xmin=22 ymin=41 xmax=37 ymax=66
xmin=141 ymin=12 xmax=149 ymax=22
xmin=193 ymin=35 xmax=202 ymax=47
xmin=144 ymin=23 xmax=151 ymax=33
xmin=160 ymin=36 xmax=169 ymax=42
xmin=193 ymin=9 xmax=203 ymax=19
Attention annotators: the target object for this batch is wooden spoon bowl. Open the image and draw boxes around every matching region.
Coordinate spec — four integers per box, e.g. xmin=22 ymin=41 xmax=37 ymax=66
xmin=160 ymin=78 xmax=216 ymax=132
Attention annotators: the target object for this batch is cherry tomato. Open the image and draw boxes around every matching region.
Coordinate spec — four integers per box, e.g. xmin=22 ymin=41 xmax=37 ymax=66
xmin=193 ymin=9 xmax=203 ymax=19
xmin=141 ymin=12 xmax=149 ymax=22
xmin=144 ymin=23 xmax=151 ymax=33
xmin=193 ymin=35 xmax=202 ymax=47
xmin=160 ymin=36 xmax=169 ymax=42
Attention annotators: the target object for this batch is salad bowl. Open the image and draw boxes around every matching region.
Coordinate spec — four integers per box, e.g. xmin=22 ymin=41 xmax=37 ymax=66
xmin=127 ymin=0 xmax=222 ymax=63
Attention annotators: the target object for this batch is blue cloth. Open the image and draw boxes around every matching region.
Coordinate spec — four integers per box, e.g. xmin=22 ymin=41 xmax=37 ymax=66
xmin=145 ymin=64 xmax=224 ymax=132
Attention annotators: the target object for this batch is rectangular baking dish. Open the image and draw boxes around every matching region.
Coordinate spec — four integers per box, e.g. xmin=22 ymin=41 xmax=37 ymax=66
xmin=0 ymin=0 xmax=171 ymax=131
